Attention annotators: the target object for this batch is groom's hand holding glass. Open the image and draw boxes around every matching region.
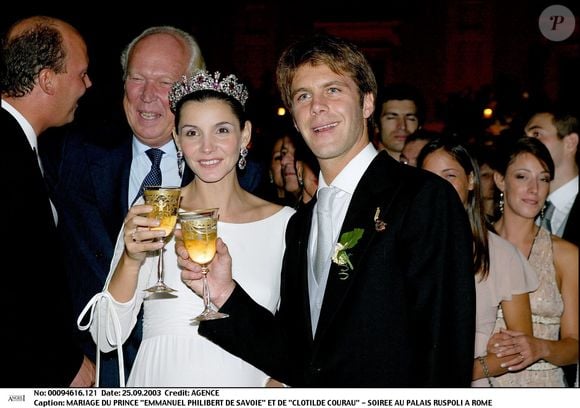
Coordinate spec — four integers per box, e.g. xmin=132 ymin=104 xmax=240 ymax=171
xmin=176 ymin=233 xmax=236 ymax=309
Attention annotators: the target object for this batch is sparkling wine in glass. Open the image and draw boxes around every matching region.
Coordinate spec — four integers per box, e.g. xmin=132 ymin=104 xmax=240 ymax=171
xmin=179 ymin=208 xmax=228 ymax=321
xmin=143 ymin=186 xmax=181 ymax=294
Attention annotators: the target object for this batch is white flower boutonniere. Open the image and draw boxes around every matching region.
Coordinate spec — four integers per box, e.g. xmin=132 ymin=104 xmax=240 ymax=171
xmin=332 ymin=228 xmax=364 ymax=280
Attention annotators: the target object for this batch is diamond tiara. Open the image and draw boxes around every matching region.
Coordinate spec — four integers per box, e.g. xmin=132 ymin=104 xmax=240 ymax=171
xmin=169 ymin=70 xmax=249 ymax=112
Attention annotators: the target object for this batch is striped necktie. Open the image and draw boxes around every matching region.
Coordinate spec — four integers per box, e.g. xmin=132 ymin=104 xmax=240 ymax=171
xmin=540 ymin=200 xmax=555 ymax=232
xmin=133 ymin=148 xmax=164 ymax=205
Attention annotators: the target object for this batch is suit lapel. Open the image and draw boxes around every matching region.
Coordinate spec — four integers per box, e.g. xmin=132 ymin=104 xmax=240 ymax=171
xmin=291 ymin=201 xmax=318 ymax=342
xmin=315 ymin=153 xmax=404 ymax=340
xmin=2 ymin=108 xmax=55 ymax=228
xmin=86 ymin=136 xmax=132 ymax=234
xmin=562 ymin=192 xmax=580 ymax=246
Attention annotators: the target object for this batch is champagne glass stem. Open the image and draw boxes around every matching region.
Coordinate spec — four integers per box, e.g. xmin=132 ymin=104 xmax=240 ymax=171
xmin=192 ymin=266 xmax=228 ymax=321
xmin=156 ymin=246 xmax=164 ymax=286
xmin=201 ymin=267 xmax=211 ymax=312
xmin=145 ymin=238 xmax=176 ymax=293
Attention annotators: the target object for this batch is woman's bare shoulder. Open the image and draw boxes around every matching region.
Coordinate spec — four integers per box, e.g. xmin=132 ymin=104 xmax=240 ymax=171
xmin=552 ymin=235 xmax=578 ymax=280
xmin=552 ymin=235 xmax=578 ymax=257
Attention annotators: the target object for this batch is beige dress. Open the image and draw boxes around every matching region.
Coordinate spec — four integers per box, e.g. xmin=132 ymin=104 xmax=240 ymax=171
xmin=472 ymin=232 xmax=538 ymax=387
xmin=495 ymin=227 xmax=565 ymax=387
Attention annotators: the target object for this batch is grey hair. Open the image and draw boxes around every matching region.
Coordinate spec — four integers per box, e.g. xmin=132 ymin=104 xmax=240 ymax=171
xmin=120 ymin=26 xmax=205 ymax=80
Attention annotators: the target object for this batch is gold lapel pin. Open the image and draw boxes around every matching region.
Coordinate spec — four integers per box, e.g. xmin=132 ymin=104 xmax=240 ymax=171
xmin=374 ymin=207 xmax=387 ymax=231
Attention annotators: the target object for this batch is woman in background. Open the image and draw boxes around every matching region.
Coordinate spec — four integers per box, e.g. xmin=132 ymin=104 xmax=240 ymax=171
xmin=490 ymin=137 xmax=578 ymax=387
xmin=418 ymin=138 xmax=538 ymax=386
xmin=257 ymin=130 xmax=318 ymax=208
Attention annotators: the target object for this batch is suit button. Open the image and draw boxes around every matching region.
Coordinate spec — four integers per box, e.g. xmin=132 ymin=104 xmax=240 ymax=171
xmin=306 ymin=365 xmax=322 ymax=385
xmin=94 ymin=251 xmax=104 ymax=260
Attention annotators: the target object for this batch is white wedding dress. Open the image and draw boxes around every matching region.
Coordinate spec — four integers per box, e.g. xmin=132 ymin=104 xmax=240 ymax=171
xmin=89 ymin=207 xmax=294 ymax=387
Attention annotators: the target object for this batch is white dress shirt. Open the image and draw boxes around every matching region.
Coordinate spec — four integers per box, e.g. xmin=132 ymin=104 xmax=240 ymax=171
xmin=308 ymin=143 xmax=378 ymax=335
xmin=548 ymin=176 xmax=578 ymax=237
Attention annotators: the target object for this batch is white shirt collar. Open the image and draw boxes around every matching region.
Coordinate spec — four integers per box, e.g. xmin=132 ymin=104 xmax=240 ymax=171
xmin=549 ymin=176 xmax=579 ymax=210
xmin=317 ymin=143 xmax=378 ymax=194
xmin=131 ymin=136 xmax=177 ymax=157
xmin=2 ymin=99 xmax=37 ymax=150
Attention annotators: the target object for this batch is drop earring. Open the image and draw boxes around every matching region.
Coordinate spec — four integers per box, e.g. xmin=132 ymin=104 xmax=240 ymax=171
xmin=177 ymin=149 xmax=184 ymax=178
xmin=238 ymin=146 xmax=248 ymax=170
xmin=499 ymin=192 xmax=504 ymax=214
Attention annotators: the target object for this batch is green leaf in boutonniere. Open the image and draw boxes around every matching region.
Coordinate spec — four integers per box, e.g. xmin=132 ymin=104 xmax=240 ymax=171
xmin=332 ymin=228 xmax=364 ymax=280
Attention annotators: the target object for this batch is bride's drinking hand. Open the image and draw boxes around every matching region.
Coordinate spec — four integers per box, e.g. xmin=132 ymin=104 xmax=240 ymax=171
xmin=124 ymin=204 xmax=164 ymax=262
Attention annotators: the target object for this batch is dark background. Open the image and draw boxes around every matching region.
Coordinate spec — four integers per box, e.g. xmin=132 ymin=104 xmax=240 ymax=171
xmin=2 ymin=1 xmax=579 ymax=157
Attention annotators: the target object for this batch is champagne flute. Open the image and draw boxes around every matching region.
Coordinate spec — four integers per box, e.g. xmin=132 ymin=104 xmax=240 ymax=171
xmin=179 ymin=208 xmax=228 ymax=321
xmin=143 ymin=186 xmax=181 ymax=294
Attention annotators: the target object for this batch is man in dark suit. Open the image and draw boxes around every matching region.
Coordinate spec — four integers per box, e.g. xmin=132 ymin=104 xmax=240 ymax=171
xmin=178 ymin=34 xmax=475 ymax=387
xmin=40 ymin=26 xmax=205 ymax=386
xmin=564 ymin=196 xmax=579 ymax=245
xmin=525 ymin=110 xmax=579 ymax=246
xmin=525 ymin=110 xmax=579 ymax=386
xmin=1 ymin=15 xmax=94 ymax=387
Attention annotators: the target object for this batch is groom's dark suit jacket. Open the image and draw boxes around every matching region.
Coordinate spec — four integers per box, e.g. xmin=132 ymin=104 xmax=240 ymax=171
xmin=200 ymin=151 xmax=475 ymax=387
xmin=3 ymin=107 xmax=83 ymax=386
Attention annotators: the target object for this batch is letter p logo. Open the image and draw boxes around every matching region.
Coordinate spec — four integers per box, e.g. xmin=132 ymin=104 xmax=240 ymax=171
xmin=550 ymin=15 xmax=565 ymax=30
xmin=540 ymin=5 xmax=575 ymax=41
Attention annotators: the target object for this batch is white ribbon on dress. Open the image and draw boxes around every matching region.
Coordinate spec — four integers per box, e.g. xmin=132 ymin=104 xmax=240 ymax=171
xmin=77 ymin=292 xmax=126 ymax=387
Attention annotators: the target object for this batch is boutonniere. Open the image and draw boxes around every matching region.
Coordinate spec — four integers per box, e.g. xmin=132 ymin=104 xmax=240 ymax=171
xmin=332 ymin=228 xmax=364 ymax=280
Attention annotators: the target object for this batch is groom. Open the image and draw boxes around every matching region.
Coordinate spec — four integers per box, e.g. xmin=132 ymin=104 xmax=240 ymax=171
xmin=178 ymin=34 xmax=475 ymax=387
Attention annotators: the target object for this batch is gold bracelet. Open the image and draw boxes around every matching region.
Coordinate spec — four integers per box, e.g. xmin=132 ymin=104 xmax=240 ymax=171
xmin=478 ymin=355 xmax=493 ymax=387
